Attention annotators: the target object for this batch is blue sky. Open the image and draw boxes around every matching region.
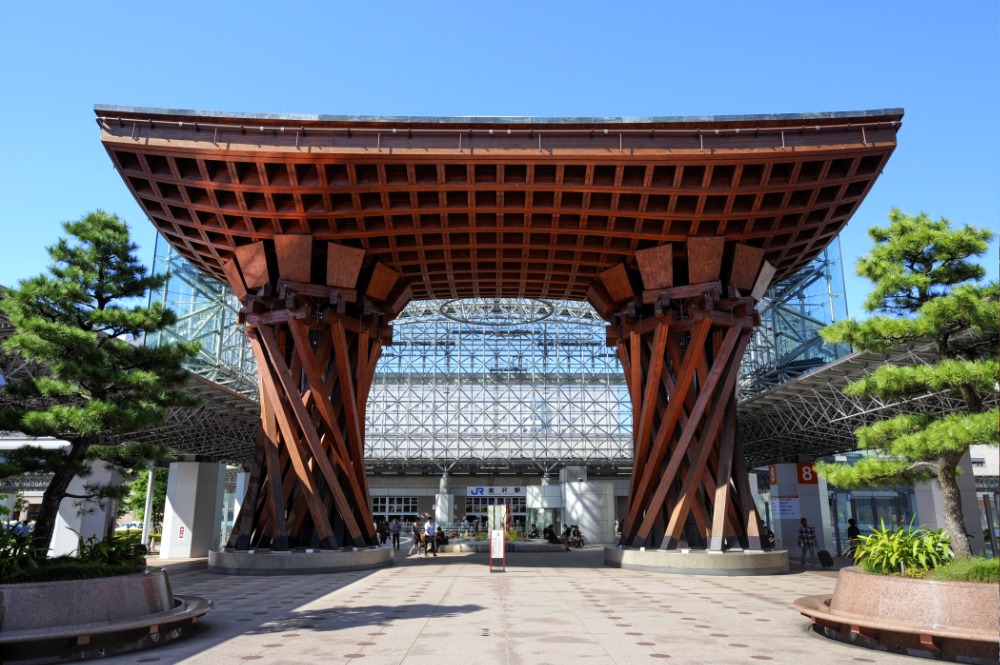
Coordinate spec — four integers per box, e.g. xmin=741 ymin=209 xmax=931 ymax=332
xmin=1 ymin=2 xmax=997 ymax=318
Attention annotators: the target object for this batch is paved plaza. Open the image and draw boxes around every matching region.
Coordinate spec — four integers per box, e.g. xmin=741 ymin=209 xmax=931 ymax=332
xmin=94 ymin=543 xmax=919 ymax=665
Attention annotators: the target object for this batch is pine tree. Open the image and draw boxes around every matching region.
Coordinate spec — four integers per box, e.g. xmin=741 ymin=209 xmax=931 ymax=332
xmin=0 ymin=211 xmax=197 ymax=554
xmin=818 ymin=209 xmax=998 ymax=557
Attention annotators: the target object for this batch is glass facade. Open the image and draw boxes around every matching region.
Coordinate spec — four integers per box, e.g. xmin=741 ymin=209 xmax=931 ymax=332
xmin=367 ymin=299 xmax=630 ymax=470
xmin=739 ymin=240 xmax=851 ymax=400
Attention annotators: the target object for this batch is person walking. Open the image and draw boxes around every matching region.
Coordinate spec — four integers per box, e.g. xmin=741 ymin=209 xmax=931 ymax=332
xmin=409 ymin=519 xmax=422 ymax=556
xmin=845 ymin=518 xmax=861 ymax=558
xmin=423 ymin=516 xmax=438 ymax=557
xmin=798 ymin=517 xmax=817 ymax=568
xmin=390 ymin=517 xmax=402 ymax=550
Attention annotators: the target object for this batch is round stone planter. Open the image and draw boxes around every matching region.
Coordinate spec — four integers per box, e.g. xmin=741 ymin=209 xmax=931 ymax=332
xmin=794 ymin=566 xmax=1000 ymax=664
xmin=208 ymin=546 xmax=393 ymax=575
xmin=605 ymin=546 xmax=790 ymax=575
xmin=0 ymin=570 xmax=211 ymax=663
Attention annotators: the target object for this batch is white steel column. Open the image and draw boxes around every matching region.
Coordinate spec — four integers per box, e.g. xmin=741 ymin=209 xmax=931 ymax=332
xmin=768 ymin=462 xmax=832 ymax=553
xmin=49 ymin=460 xmax=120 ymax=557
xmin=160 ymin=461 xmax=225 ymax=558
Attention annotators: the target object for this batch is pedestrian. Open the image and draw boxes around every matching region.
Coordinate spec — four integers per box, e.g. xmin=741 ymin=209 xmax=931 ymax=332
xmin=390 ymin=517 xmax=402 ymax=550
xmin=845 ymin=518 xmax=861 ymax=558
xmin=798 ymin=517 xmax=817 ymax=568
xmin=13 ymin=521 xmax=28 ymax=546
xmin=423 ymin=516 xmax=438 ymax=558
xmin=409 ymin=519 xmax=422 ymax=555
xmin=377 ymin=520 xmax=389 ymax=545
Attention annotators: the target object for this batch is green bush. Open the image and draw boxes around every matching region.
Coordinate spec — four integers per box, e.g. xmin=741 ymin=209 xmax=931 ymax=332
xmin=853 ymin=520 xmax=953 ymax=576
xmin=0 ymin=528 xmax=41 ymax=582
xmin=2 ymin=559 xmax=139 ymax=584
xmin=472 ymin=531 xmax=488 ymax=541
xmin=505 ymin=529 xmax=521 ymax=542
xmin=0 ymin=531 xmax=147 ymax=585
xmin=926 ymin=557 xmax=999 ymax=584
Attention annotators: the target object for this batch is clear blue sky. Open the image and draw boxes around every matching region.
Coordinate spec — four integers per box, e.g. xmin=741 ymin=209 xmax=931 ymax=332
xmin=1 ymin=2 xmax=997 ymax=318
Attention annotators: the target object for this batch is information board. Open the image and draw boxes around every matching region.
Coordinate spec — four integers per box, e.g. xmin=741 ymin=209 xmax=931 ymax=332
xmin=773 ymin=496 xmax=801 ymax=520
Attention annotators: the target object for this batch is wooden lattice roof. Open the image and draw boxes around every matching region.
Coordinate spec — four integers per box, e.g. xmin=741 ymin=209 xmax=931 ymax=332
xmin=97 ymin=106 xmax=901 ymax=302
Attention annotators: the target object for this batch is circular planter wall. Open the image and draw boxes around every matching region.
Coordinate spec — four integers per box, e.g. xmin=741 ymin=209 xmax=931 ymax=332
xmin=794 ymin=566 xmax=999 ymax=664
xmin=0 ymin=570 xmax=211 ymax=663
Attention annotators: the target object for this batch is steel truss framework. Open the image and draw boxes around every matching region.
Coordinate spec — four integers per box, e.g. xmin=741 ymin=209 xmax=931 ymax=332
xmin=739 ymin=342 xmax=1000 ymax=468
xmin=368 ymin=299 xmax=630 ymax=475
xmin=739 ymin=242 xmax=850 ymax=400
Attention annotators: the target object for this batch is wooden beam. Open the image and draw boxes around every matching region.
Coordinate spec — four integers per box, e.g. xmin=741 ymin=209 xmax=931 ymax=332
xmin=751 ymin=261 xmax=777 ymax=301
xmin=326 ymin=243 xmax=365 ymax=289
xmin=234 ymin=242 xmax=271 ymax=291
xmin=687 ymin=236 xmax=725 ymax=285
xmin=366 ymin=262 xmax=401 ymax=301
xmin=635 ymin=323 xmax=741 ymax=542
xmin=658 ymin=328 xmax=752 ymax=547
xmin=635 ymin=244 xmax=673 ymax=290
xmin=294 ymin=320 xmax=373 ymax=525
xmin=729 ymin=244 xmax=765 ymax=292
xmin=621 ymin=317 xmax=712 ymax=544
xmin=260 ymin=321 xmax=365 ymax=545
xmin=250 ymin=330 xmax=337 ymax=548
xmin=708 ymin=396 xmax=738 ymax=551
xmin=598 ymin=263 xmax=635 ymax=303
xmin=274 ymin=235 xmax=313 ymax=283
xmin=221 ymin=258 xmax=248 ymax=300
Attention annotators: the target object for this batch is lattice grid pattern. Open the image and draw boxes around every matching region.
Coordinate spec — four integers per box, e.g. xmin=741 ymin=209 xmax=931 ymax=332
xmin=97 ymin=107 xmax=901 ymax=302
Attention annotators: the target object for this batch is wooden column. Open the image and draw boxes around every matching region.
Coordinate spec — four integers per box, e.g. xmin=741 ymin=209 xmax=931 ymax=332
xmin=592 ymin=240 xmax=772 ymax=551
xmin=222 ymin=237 xmax=409 ymax=550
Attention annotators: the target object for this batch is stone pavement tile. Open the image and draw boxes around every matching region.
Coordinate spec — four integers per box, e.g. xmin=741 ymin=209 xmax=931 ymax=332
xmin=89 ymin=550 xmax=917 ymax=665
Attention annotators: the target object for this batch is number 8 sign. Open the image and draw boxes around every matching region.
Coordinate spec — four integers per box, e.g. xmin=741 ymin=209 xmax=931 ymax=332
xmin=797 ymin=462 xmax=818 ymax=484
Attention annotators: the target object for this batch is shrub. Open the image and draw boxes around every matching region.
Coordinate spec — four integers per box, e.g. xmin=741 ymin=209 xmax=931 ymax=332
xmin=0 ymin=528 xmax=40 ymax=583
xmin=926 ymin=557 xmax=999 ymax=584
xmin=472 ymin=531 xmax=487 ymax=541
xmin=505 ymin=529 xmax=521 ymax=542
xmin=0 ymin=531 xmax=148 ymax=585
xmin=853 ymin=520 xmax=953 ymax=576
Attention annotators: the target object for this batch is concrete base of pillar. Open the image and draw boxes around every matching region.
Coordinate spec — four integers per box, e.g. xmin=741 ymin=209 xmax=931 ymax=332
xmin=604 ymin=546 xmax=789 ymax=575
xmin=208 ymin=547 xmax=393 ymax=575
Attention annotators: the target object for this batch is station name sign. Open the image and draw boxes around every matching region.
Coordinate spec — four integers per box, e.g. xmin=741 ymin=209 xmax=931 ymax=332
xmin=466 ymin=486 xmax=523 ymax=497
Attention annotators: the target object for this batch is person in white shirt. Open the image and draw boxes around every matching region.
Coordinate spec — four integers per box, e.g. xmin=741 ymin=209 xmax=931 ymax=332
xmin=423 ymin=517 xmax=438 ymax=557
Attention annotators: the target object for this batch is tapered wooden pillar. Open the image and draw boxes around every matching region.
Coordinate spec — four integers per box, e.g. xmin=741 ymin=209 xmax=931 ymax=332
xmin=221 ymin=237 xmax=410 ymax=550
xmin=589 ymin=239 xmax=775 ymax=551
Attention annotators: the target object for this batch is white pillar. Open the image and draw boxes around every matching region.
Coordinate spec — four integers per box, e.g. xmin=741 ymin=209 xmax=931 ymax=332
xmin=49 ymin=460 xmax=120 ymax=557
xmin=768 ymin=462 xmax=832 ymax=552
xmin=140 ymin=464 xmax=156 ymax=549
xmin=160 ymin=462 xmax=225 ymax=559
xmin=435 ymin=473 xmax=454 ymax=526
xmin=233 ymin=471 xmax=249 ymax=520
xmin=563 ymin=480 xmax=614 ymax=544
xmin=914 ymin=450 xmax=986 ymax=555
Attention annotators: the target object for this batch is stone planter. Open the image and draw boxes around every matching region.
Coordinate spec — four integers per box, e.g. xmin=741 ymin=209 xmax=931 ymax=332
xmin=0 ymin=570 xmax=211 ymax=663
xmin=794 ymin=566 xmax=999 ymax=664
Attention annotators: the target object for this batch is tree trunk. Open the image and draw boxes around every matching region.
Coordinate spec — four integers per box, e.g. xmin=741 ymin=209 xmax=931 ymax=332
xmin=936 ymin=453 xmax=972 ymax=558
xmin=29 ymin=440 xmax=92 ymax=556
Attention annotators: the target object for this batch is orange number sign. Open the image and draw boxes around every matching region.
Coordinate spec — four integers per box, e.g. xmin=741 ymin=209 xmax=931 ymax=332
xmin=797 ymin=463 xmax=818 ymax=484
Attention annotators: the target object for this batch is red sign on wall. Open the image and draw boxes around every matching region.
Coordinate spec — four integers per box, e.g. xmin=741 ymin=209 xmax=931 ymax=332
xmin=768 ymin=465 xmax=778 ymax=485
xmin=178 ymin=525 xmax=185 ymax=539
xmin=797 ymin=463 xmax=818 ymax=485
